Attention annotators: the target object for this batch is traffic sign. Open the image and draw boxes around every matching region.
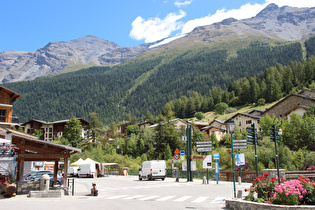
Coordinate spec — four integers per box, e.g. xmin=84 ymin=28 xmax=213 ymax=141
xmin=233 ymin=146 xmax=247 ymax=149
xmin=213 ymin=153 xmax=220 ymax=160
xmin=196 ymin=141 xmax=212 ymax=146
xmin=182 ymin=136 xmax=187 ymax=142
xmin=197 ymin=147 xmax=212 ymax=152
xmin=174 ymin=148 xmax=180 ymax=154
xmin=174 ymin=153 xmax=180 ymax=160
xmin=203 ymin=155 xmax=212 ymax=169
xmin=180 ymin=150 xmax=185 ymax=156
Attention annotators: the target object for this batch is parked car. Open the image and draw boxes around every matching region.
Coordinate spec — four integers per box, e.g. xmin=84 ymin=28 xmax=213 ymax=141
xmin=24 ymin=170 xmax=63 ymax=187
xmin=139 ymin=160 xmax=167 ymax=181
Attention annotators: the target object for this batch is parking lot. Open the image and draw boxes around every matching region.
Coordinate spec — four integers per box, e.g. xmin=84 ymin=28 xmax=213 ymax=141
xmin=1 ymin=175 xmax=250 ymax=210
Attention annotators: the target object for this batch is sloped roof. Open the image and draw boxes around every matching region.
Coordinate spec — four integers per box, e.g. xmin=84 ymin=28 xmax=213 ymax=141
xmin=0 ymin=126 xmax=81 ymax=161
xmin=0 ymin=85 xmax=22 ymax=101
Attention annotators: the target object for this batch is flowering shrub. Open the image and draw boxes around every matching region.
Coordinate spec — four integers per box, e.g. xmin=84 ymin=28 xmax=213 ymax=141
xmin=272 ymin=179 xmax=304 ymax=205
xmin=244 ymin=173 xmax=283 ymax=202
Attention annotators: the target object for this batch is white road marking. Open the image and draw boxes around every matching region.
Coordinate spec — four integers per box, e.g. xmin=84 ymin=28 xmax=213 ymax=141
xmin=138 ymin=195 xmax=160 ymax=201
xmin=211 ymin=197 xmax=225 ymax=203
xmin=106 ymin=195 xmax=130 ymax=199
xmin=174 ymin=196 xmax=192 ymax=202
xmin=156 ymin=196 xmax=175 ymax=201
xmin=192 ymin=196 xmax=208 ymax=203
xmin=123 ymin=195 xmax=145 ymax=200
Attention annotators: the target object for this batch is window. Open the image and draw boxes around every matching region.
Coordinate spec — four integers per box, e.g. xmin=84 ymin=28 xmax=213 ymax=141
xmin=246 ymin=120 xmax=252 ymax=124
xmin=239 ymin=122 xmax=241 ymax=126
xmin=0 ymin=110 xmax=6 ymax=121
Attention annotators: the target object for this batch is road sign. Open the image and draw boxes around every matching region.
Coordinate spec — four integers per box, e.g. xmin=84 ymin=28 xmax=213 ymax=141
xmin=233 ymin=146 xmax=248 ymax=149
xmin=196 ymin=141 xmax=212 ymax=146
xmin=270 ymin=124 xmax=280 ymax=142
xmin=174 ymin=153 xmax=180 ymax=160
xmin=213 ymin=153 xmax=220 ymax=160
xmin=174 ymin=148 xmax=180 ymax=154
xmin=197 ymin=147 xmax=212 ymax=152
xmin=182 ymin=136 xmax=187 ymax=142
xmin=180 ymin=150 xmax=185 ymax=156
xmin=203 ymin=155 xmax=212 ymax=169
xmin=233 ymin=139 xmax=247 ymax=143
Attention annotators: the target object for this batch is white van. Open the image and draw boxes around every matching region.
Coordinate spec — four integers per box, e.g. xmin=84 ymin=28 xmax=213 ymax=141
xmin=77 ymin=163 xmax=96 ymax=178
xmin=139 ymin=160 xmax=167 ymax=181
xmin=67 ymin=166 xmax=79 ymax=177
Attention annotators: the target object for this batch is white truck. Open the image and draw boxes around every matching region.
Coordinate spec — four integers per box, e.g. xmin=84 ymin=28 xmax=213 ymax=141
xmin=77 ymin=163 xmax=96 ymax=178
xmin=139 ymin=160 xmax=167 ymax=181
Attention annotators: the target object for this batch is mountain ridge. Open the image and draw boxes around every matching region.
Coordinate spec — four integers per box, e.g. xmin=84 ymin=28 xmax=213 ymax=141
xmin=1 ymin=3 xmax=315 ymax=84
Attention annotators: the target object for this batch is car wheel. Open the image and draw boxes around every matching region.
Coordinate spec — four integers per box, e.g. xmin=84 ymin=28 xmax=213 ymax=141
xmin=162 ymin=178 xmax=165 ymax=181
xmin=139 ymin=176 xmax=142 ymax=181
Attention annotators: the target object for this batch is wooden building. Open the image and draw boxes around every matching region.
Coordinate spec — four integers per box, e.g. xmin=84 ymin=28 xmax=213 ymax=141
xmin=21 ymin=118 xmax=89 ymax=142
xmin=0 ymin=86 xmax=21 ymax=128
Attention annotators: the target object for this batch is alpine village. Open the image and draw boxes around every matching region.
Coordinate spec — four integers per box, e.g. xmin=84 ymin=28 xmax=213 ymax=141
xmin=1 ymin=3 xmax=315 ymax=207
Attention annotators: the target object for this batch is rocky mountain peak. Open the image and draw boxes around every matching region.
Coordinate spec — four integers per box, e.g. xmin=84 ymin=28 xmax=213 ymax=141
xmin=256 ymin=3 xmax=279 ymax=18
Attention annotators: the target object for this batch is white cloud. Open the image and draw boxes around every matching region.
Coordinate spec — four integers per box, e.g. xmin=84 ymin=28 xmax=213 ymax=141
xmin=129 ymin=10 xmax=186 ymax=43
xmin=174 ymin=0 xmax=193 ymax=8
xmin=130 ymin=0 xmax=315 ymax=43
xmin=181 ymin=0 xmax=315 ymax=34
xmin=181 ymin=3 xmax=267 ymax=34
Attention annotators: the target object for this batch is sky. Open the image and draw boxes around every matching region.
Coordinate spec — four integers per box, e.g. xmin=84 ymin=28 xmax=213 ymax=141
xmin=0 ymin=0 xmax=315 ymax=52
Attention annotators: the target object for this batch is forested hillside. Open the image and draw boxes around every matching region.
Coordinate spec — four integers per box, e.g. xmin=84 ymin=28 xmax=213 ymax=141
xmin=5 ymin=37 xmax=315 ymax=125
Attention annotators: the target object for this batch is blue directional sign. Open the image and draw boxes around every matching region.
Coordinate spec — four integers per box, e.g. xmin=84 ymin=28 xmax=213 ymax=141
xmin=180 ymin=150 xmax=185 ymax=156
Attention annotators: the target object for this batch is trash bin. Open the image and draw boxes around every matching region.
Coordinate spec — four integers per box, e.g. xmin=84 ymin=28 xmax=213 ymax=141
xmin=40 ymin=174 xmax=50 ymax=191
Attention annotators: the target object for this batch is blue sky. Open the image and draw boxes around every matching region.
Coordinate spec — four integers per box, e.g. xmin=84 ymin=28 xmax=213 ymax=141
xmin=1 ymin=0 xmax=314 ymax=52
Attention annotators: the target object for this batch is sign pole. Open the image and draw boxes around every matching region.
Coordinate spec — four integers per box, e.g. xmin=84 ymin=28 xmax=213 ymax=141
xmin=231 ymin=133 xmax=236 ymax=198
xmin=207 ymin=152 xmax=209 ymax=184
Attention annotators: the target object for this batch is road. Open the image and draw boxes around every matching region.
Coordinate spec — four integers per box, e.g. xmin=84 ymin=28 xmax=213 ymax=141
xmin=1 ymin=176 xmax=250 ymax=210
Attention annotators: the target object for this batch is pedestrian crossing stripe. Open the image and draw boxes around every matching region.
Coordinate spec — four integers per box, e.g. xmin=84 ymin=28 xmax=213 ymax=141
xmin=90 ymin=195 xmax=225 ymax=204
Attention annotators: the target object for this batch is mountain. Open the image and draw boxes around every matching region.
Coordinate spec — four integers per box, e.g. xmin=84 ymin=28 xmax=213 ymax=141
xmin=4 ymin=4 xmax=315 ymax=125
xmin=1 ymin=4 xmax=315 ymax=84
xmin=0 ymin=35 xmax=151 ymax=83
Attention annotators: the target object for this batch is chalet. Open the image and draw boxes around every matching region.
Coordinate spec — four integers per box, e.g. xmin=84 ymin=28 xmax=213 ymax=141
xmin=149 ymin=118 xmax=190 ymax=130
xmin=248 ymin=109 xmax=264 ymax=116
xmin=200 ymin=119 xmax=227 ymax=140
xmin=21 ymin=118 xmax=89 ymax=142
xmin=284 ymin=105 xmax=308 ymax=121
xmin=263 ymin=89 xmax=315 ymax=119
xmin=229 ymin=113 xmax=262 ymax=133
xmin=137 ymin=121 xmax=154 ymax=129
xmin=0 ymin=86 xmax=21 ymax=128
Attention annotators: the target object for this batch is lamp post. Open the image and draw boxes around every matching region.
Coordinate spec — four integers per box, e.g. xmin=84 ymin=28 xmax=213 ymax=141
xmin=117 ymin=145 xmax=123 ymax=175
xmin=226 ymin=118 xmax=236 ymax=198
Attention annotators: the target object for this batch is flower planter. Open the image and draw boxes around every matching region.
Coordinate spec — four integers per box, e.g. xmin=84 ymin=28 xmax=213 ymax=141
xmin=226 ymin=199 xmax=315 ymax=209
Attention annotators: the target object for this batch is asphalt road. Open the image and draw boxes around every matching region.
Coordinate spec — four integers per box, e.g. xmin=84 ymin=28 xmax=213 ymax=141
xmin=1 ymin=176 xmax=251 ymax=210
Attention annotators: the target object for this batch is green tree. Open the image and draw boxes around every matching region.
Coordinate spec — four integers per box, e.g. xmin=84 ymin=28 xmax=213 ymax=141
xmin=194 ymin=112 xmax=205 ymax=120
xmin=126 ymin=124 xmax=140 ymax=136
xmin=214 ymin=102 xmax=229 ymax=115
xmin=33 ymin=129 xmax=43 ymax=138
xmin=210 ymin=133 xmax=219 ymax=149
xmin=86 ymin=112 xmax=103 ymax=143
xmin=63 ymin=117 xmax=83 ymax=147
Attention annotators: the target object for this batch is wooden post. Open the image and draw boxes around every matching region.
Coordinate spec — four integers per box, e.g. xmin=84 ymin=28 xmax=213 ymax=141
xmin=54 ymin=159 xmax=59 ymax=186
xmin=63 ymin=156 xmax=69 ymax=188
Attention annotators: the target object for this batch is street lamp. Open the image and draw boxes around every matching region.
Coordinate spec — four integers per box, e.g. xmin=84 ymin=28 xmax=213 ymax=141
xmin=117 ymin=145 xmax=123 ymax=175
xmin=226 ymin=118 xmax=236 ymax=198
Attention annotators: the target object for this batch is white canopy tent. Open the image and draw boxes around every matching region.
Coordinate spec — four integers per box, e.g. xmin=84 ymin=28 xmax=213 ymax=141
xmin=70 ymin=158 xmax=85 ymax=166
